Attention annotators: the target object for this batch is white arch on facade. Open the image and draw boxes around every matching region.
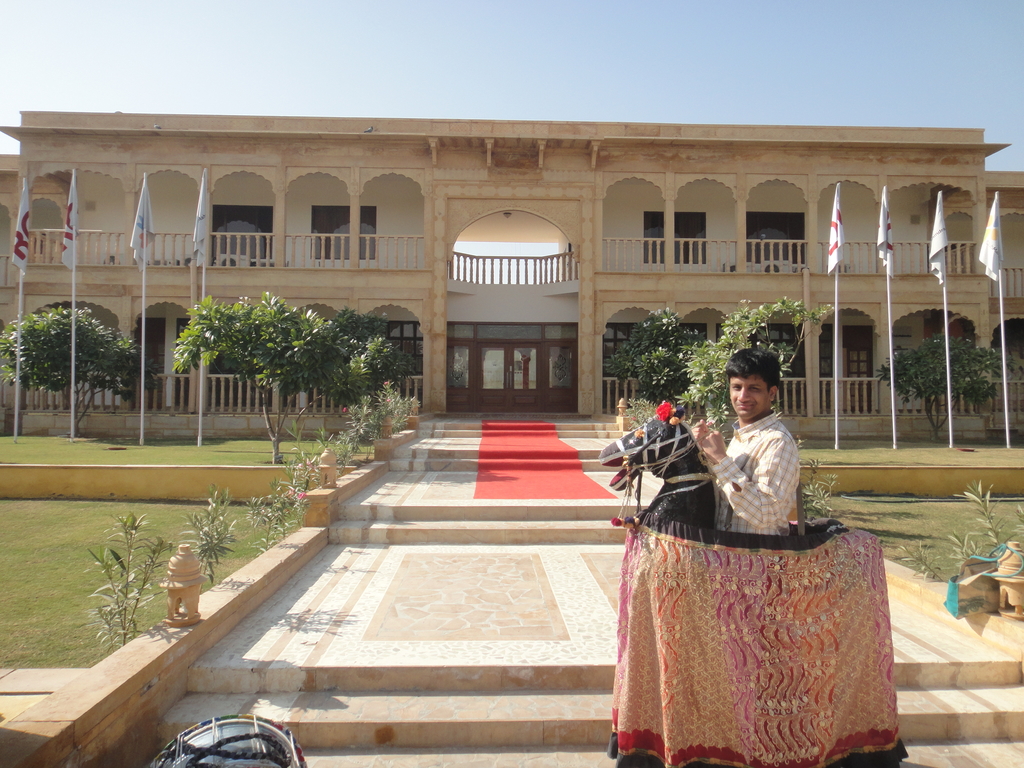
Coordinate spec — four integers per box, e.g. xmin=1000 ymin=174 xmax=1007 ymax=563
xmin=147 ymin=171 xmax=199 ymax=235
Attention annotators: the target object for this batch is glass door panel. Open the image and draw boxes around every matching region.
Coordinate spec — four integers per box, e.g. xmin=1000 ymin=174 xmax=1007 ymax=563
xmin=446 ymin=346 xmax=469 ymax=388
xmin=548 ymin=346 xmax=572 ymax=388
xmin=481 ymin=347 xmax=506 ymax=389
xmin=512 ymin=347 xmax=537 ymax=390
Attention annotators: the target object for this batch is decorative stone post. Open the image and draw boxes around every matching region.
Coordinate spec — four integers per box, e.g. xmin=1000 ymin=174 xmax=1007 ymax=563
xmin=160 ymin=544 xmax=206 ymax=627
xmin=994 ymin=542 xmax=1024 ymax=620
xmin=407 ymin=401 xmax=420 ymax=430
xmin=319 ymin=448 xmax=338 ymax=488
xmin=381 ymin=415 xmax=393 ymax=439
xmin=616 ymin=398 xmax=629 ymax=431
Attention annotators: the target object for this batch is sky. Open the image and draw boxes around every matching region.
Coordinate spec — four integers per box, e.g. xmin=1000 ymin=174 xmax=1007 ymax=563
xmin=2 ymin=0 xmax=1023 ymax=170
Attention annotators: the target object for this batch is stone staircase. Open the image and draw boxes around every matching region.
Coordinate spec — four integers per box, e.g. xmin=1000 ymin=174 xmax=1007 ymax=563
xmin=158 ymin=419 xmax=1024 ymax=767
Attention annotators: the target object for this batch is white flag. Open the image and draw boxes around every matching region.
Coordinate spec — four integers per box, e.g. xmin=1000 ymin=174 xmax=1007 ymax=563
xmin=61 ymin=170 xmax=78 ymax=271
xmin=827 ymin=183 xmax=844 ymax=274
xmin=876 ymin=186 xmax=893 ymax=277
xmin=929 ymin=191 xmax=948 ymax=284
xmin=131 ymin=174 xmax=154 ymax=272
xmin=193 ymin=168 xmax=209 ymax=268
xmin=12 ymin=179 xmax=30 ymax=274
xmin=978 ymin=192 xmax=1003 ymax=282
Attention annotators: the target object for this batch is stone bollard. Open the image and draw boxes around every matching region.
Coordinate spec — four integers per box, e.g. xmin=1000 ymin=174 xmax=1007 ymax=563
xmin=381 ymin=415 xmax=393 ymax=439
xmin=994 ymin=542 xmax=1024 ymax=620
xmin=407 ymin=402 xmax=421 ymax=430
xmin=160 ymin=544 xmax=206 ymax=627
xmin=319 ymin=448 xmax=338 ymax=488
xmin=616 ymin=397 xmax=629 ymax=431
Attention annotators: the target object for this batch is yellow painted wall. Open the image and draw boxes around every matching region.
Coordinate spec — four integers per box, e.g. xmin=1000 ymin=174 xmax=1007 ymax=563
xmin=0 ymin=465 xmax=287 ymax=500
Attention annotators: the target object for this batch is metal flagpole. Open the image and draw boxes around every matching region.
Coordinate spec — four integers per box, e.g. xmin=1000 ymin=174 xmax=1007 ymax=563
xmin=64 ymin=170 xmax=79 ymax=443
xmin=885 ymin=266 xmax=898 ymax=449
xmin=140 ymin=261 xmax=147 ymax=446
xmin=833 ymin=270 xmax=840 ymax=450
xmin=941 ymin=283 xmax=955 ymax=449
xmin=195 ymin=168 xmax=209 ymax=448
xmin=997 ymin=268 xmax=1011 ymax=448
xmin=13 ymin=272 xmax=24 ymax=443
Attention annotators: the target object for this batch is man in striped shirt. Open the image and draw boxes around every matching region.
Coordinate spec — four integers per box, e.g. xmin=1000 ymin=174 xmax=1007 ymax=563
xmin=693 ymin=348 xmax=799 ymax=535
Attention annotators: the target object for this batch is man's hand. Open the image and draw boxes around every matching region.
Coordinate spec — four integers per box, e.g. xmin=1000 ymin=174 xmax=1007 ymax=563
xmin=692 ymin=419 xmax=727 ymax=464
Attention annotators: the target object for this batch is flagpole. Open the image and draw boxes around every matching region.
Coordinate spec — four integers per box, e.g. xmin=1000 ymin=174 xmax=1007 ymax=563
xmin=13 ymin=271 xmax=24 ymax=443
xmin=70 ymin=263 xmax=76 ymax=442
xmin=833 ymin=269 xmax=840 ymax=450
xmin=195 ymin=168 xmax=209 ymax=448
xmin=65 ymin=170 xmax=79 ymax=443
xmin=885 ymin=266 xmax=898 ymax=449
xmin=941 ymin=283 xmax=955 ymax=449
xmin=140 ymin=262 xmax=147 ymax=446
xmin=996 ymin=268 xmax=1011 ymax=448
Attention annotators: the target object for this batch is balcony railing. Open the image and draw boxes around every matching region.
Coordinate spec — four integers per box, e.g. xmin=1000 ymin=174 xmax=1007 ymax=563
xmin=602 ymin=239 xmax=738 ymax=272
xmin=996 ymin=268 xmax=1024 ymax=298
xmin=746 ymin=240 xmax=807 ymax=273
xmin=2 ymin=374 xmax=426 ymax=415
xmin=819 ymin=378 xmax=880 ymax=416
xmin=449 ymin=251 xmax=577 ymax=285
xmin=286 ymin=235 xmax=425 ymax=269
xmin=816 ymin=241 xmax=978 ymax=275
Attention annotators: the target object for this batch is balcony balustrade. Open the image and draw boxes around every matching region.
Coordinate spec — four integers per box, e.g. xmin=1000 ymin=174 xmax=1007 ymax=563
xmin=286 ymin=234 xmax=425 ymax=269
xmin=448 ymin=251 xmax=577 ymax=285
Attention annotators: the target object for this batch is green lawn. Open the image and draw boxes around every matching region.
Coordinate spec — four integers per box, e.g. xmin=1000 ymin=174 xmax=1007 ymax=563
xmin=801 ymin=441 xmax=1024 ymax=467
xmin=0 ymin=436 xmax=374 ymax=466
xmin=0 ymin=498 xmax=274 ymax=668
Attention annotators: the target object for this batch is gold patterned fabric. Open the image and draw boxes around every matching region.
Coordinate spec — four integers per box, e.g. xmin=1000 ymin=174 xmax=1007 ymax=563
xmin=611 ymin=515 xmax=903 ymax=768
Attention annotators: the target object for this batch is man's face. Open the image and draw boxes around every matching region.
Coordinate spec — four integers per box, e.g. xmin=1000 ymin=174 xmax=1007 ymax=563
xmin=729 ymin=374 xmax=777 ymax=427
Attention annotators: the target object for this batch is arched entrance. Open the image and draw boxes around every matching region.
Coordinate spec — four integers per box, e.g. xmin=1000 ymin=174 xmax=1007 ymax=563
xmin=446 ymin=210 xmax=579 ymax=413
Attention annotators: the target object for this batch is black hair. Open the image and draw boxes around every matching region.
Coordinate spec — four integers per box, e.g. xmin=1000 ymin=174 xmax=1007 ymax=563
xmin=725 ymin=348 xmax=781 ymax=389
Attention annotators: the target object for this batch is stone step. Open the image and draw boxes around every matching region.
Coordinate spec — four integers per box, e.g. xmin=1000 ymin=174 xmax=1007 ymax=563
xmin=388 ymin=458 xmax=613 ymax=473
xmin=160 ymin=690 xmax=611 ymax=749
xmin=188 ymin=663 xmax=614 ymax=695
xmin=161 ymin=683 xmax=1024 ymax=750
xmin=345 ymin=503 xmax=626 ymax=523
xmin=301 ymin=747 xmax=612 ymax=767
xmin=329 ymin=520 xmax=627 ymax=546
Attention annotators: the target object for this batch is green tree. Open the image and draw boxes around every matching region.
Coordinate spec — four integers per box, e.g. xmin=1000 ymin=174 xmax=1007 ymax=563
xmin=0 ymin=307 xmax=151 ymax=432
xmin=173 ymin=294 xmax=413 ymax=462
xmin=605 ymin=308 xmax=705 ymax=403
xmin=877 ymin=335 xmax=1002 ymax=441
xmin=682 ymin=299 xmax=831 ymax=427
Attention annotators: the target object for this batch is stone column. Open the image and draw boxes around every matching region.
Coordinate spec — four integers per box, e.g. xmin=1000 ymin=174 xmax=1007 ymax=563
xmin=124 ymin=169 xmax=138 ymax=269
xmin=734 ymin=174 xmax=747 ymax=272
xmin=806 ymin=174 xmax=819 ymax=273
xmin=579 ymin=191 xmax=597 ymax=416
xmin=664 ymin=172 xmax=675 ymax=267
xmin=427 ymin=187 xmax=448 ymax=413
xmin=273 ymin=174 xmax=286 ymax=269
xmin=420 ymin=181 xmax=436 ymax=412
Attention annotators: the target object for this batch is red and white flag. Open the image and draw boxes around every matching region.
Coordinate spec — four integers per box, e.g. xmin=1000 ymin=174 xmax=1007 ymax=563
xmin=876 ymin=186 xmax=893 ymax=277
xmin=827 ymin=183 xmax=844 ymax=274
xmin=61 ymin=170 xmax=78 ymax=271
xmin=929 ymin=191 xmax=948 ymax=284
xmin=12 ymin=179 xmax=30 ymax=273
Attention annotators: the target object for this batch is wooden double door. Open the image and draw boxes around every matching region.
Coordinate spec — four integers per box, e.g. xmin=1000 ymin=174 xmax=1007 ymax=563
xmin=446 ymin=323 xmax=577 ymax=413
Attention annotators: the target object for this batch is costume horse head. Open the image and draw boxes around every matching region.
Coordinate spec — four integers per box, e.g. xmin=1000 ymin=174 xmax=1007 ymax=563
xmin=599 ymin=406 xmax=717 ymax=529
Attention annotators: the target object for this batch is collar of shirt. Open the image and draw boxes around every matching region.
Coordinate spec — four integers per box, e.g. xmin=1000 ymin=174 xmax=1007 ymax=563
xmin=730 ymin=411 xmax=781 ymax=443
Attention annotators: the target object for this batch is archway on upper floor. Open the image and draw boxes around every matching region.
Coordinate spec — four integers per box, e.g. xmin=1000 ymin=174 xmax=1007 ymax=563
xmin=361 ymin=174 xmax=424 ymax=237
xmin=603 ymin=178 xmax=664 ymax=243
xmin=1002 ymin=213 xmax=1024 ymax=269
xmin=147 ymin=171 xmax=199 ymax=235
xmin=817 ymin=182 xmax=876 ymax=272
xmin=286 ymin=173 xmax=349 ymax=236
xmin=30 ymin=198 xmax=63 ymax=229
xmin=672 ymin=180 xmax=737 ymax=271
xmin=747 ymin=180 xmax=807 ymax=271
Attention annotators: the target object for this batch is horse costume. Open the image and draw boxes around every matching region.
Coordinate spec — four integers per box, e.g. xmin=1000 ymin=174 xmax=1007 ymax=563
xmin=602 ymin=411 xmax=906 ymax=768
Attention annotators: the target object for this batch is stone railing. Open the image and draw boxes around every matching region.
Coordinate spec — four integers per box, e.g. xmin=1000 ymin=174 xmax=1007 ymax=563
xmin=286 ymin=234 xmax=425 ymax=269
xmin=818 ymin=377 xmax=881 ymax=416
xmin=1 ymin=374 xmax=425 ymax=414
xmin=449 ymin=251 xmax=577 ymax=285
xmin=816 ymin=241 xmax=978 ymax=275
xmin=746 ymin=239 xmax=807 ymax=273
xmin=995 ymin=268 xmax=1024 ymax=298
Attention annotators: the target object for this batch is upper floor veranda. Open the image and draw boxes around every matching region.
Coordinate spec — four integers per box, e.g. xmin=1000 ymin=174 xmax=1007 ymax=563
xmin=1 ymin=112 xmax=1022 ymax=296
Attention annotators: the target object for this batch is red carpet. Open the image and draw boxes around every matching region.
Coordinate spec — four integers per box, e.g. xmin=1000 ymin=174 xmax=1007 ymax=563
xmin=473 ymin=420 xmax=616 ymax=500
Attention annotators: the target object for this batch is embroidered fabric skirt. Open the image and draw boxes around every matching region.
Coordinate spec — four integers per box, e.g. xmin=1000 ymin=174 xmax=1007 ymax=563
xmin=609 ymin=514 xmax=907 ymax=768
